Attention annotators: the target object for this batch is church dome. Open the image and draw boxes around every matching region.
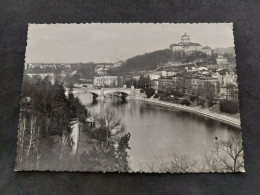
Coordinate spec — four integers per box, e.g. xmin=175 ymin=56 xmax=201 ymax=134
xmin=181 ymin=33 xmax=189 ymax=38
xmin=181 ymin=33 xmax=190 ymax=43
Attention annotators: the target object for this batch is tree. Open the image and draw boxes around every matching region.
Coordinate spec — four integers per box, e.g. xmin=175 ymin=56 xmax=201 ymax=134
xmin=94 ymin=107 xmax=125 ymax=147
xmin=17 ymin=76 xmax=88 ymax=170
xmin=168 ymin=154 xmax=197 ymax=173
xmin=199 ymin=81 xmax=215 ymax=101
xmin=107 ymin=49 xmax=173 ymax=75
xmin=144 ymin=87 xmax=155 ymax=98
xmin=223 ymin=53 xmax=236 ymax=64
xmin=76 ymin=63 xmax=96 ymax=79
xmin=226 ymin=84 xmax=238 ymax=103
xmin=116 ymin=132 xmax=131 ymax=172
xmin=80 ymin=108 xmax=131 ymax=172
xmin=144 ymin=154 xmax=197 ymax=173
xmin=220 ymin=100 xmax=239 ymax=114
xmin=58 ymin=128 xmax=73 ymax=169
xmin=204 ymin=137 xmax=244 ymax=172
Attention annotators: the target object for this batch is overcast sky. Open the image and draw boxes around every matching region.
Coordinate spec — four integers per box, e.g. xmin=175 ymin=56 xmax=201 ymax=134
xmin=25 ymin=23 xmax=234 ymax=63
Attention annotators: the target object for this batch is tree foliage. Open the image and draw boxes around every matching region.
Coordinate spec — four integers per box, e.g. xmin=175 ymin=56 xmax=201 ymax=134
xmin=220 ymin=100 xmax=239 ymax=114
xmin=80 ymin=107 xmax=131 ymax=172
xmin=107 ymin=49 xmax=173 ymax=75
xmin=144 ymin=88 xmax=155 ymax=98
xmin=17 ymin=76 xmax=88 ymax=170
xmin=73 ymin=63 xmax=96 ymax=79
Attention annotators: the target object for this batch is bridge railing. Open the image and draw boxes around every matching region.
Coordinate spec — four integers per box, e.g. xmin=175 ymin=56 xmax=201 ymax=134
xmin=87 ymin=88 xmax=132 ymax=91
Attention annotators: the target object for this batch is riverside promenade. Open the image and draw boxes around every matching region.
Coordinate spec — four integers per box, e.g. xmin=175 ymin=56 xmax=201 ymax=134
xmin=131 ymin=97 xmax=241 ymax=128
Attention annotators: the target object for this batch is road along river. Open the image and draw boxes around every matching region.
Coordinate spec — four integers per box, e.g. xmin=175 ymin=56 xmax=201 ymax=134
xmin=76 ymin=92 xmax=242 ymax=172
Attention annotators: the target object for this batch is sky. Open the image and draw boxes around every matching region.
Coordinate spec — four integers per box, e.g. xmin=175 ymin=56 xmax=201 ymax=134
xmin=25 ymin=23 xmax=235 ymax=63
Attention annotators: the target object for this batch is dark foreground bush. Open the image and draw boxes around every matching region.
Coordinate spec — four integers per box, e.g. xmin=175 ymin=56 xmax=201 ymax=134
xmin=145 ymin=87 xmax=155 ymax=98
xmin=197 ymin=98 xmax=206 ymax=107
xmin=220 ymin=100 xmax=239 ymax=114
xmin=181 ymin=99 xmax=191 ymax=106
xmin=208 ymin=100 xmax=215 ymax=108
xmin=190 ymin=95 xmax=199 ymax=102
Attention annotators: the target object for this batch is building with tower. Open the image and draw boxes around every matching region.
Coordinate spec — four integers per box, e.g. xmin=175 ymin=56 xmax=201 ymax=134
xmin=170 ymin=33 xmax=212 ymax=55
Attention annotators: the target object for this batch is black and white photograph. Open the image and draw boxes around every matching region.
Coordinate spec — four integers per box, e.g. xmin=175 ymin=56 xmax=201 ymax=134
xmin=15 ymin=23 xmax=244 ymax=173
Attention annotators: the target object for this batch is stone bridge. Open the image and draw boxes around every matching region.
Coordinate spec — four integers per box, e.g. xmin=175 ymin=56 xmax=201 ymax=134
xmin=74 ymin=87 xmax=135 ymax=99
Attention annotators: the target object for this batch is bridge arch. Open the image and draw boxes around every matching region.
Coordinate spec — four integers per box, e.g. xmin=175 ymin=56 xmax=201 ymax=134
xmin=103 ymin=90 xmax=131 ymax=96
xmin=89 ymin=92 xmax=99 ymax=99
xmin=79 ymin=88 xmax=134 ymax=99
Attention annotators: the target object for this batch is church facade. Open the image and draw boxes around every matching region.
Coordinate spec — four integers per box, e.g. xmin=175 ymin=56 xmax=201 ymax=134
xmin=170 ymin=33 xmax=212 ymax=55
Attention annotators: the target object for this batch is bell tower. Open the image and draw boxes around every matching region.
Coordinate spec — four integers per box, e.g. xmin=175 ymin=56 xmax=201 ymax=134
xmin=181 ymin=33 xmax=190 ymax=43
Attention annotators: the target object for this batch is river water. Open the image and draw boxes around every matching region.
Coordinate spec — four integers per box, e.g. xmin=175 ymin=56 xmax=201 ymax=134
xmin=76 ymin=92 xmax=241 ymax=172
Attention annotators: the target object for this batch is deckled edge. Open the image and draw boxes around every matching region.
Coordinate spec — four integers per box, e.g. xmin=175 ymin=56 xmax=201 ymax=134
xmin=232 ymin=23 xmax=246 ymax=173
xmin=14 ymin=23 xmax=30 ymax=172
xmin=14 ymin=23 xmax=245 ymax=173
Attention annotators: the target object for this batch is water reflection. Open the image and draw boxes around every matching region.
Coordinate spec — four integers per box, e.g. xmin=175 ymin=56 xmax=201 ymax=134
xmin=77 ymin=92 xmax=241 ymax=171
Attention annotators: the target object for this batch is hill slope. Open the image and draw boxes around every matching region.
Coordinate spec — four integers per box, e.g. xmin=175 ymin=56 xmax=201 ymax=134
xmin=213 ymin=47 xmax=235 ymax=55
xmin=108 ymin=49 xmax=173 ymax=75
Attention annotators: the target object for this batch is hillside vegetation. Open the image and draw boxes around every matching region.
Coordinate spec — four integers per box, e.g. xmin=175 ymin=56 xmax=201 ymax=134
xmin=108 ymin=49 xmax=220 ymax=75
xmin=213 ymin=47 xmax=235 ymax=55
xmin=108 ymin=49 xmax=173 ymax=75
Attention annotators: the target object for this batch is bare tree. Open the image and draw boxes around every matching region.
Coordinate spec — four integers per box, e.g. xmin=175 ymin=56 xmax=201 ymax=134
xmin=59 ymin=128 xmax=72 ymax=161
xmin=168 ymin=154 xmax=197 ymax=173
xmin=204 ymin=137 xmax=244 ymax=172
xmin=17 ymin=113 xmax=26 ymax=166
xmin=94 ymin=107 xmax=126 ymax=147
xmin=145 ymin=154 xmax=197 ymax=173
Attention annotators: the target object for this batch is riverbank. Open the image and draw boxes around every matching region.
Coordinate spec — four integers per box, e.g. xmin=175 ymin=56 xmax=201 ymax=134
xmin=129 ymin=96 xmax=241 ymax=128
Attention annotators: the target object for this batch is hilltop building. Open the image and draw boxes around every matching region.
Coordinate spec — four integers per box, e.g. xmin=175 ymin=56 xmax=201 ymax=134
xmin=170 ymin=33 xmax=212 ymax=55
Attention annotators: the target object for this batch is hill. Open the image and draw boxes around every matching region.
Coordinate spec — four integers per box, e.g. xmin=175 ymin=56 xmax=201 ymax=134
xmin=213 ymin=47 xmax=235 ymax=55
xmin=107 ymin=49 xmax=173 ymax=75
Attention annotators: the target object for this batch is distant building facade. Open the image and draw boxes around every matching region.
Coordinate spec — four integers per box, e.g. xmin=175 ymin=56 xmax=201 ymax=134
xmin=95 ymin=63 xmax=114 ymax=75
xmin=93 ymin=76 xmax=118 ymax=87
xmin=216 ymin=55 xmax=228 ymax=64
xmin=170 ymin=33 xmax=212 ymax=55
xmin=201 ymin=46 xmax=212 ymax=55
xmin=25 ymin=63 xmax=71 ymax=70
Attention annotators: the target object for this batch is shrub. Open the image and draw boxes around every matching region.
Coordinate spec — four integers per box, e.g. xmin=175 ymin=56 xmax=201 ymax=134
xmin=172 ymin=90 xmax=184 ymax=97
xmin=140 ymin=89 xmax=144 ymax=93
xmin=145 ymin=88 xmax=155 ymax=98
xmin=197 ymin=98 xmax=206 ymax=107
xmin=154 ymin=93 xmax=159 ymax=98
xmin=208 ymin=100 xmax=215 ymax=108
xmin=220 ymin=100 xmax=239 ymax=114
xmin=181 ymin=99 xmax=191 ymax=106
xmin=190 ymin=95 xmax=199 ymax=102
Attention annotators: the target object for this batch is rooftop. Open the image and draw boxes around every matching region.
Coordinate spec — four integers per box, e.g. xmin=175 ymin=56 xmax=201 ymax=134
xmin=171 ymin=42 xmax=201 ymax=47
xmin=217 ymin=68 xmax=229 ymax=75
xmin=202 ymin=46 xmax=211 ymax=49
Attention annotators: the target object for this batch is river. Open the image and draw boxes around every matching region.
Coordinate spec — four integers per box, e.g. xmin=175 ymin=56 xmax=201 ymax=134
xmin=76 ymin=92 xmax=242 ymax=172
